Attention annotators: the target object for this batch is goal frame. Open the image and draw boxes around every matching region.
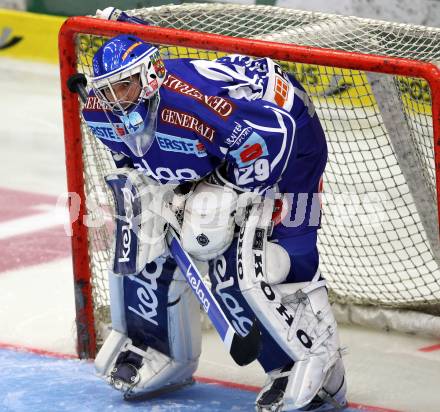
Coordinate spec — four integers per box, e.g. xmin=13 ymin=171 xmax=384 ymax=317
xmin=58 ymin=15 xmax=440 ymax=359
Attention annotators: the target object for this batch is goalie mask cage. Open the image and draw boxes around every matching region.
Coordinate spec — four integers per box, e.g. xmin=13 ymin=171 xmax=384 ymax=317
xmin=59 ymin=4 xmax=440 ymax=359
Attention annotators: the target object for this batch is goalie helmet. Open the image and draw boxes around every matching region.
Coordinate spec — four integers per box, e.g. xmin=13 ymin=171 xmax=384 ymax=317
xmin=90 ymin=35 xmax=166 ymax=157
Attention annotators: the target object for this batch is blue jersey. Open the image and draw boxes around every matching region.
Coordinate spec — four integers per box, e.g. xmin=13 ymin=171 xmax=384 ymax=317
xmin=82 ymin=55 xmax=327 ymax=238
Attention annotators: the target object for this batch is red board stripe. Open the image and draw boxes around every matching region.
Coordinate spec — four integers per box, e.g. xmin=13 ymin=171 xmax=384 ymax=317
xmin=194 ymin=375 xmax=261 ymax=392
xmin=194 ymin=376 xmax=403 ymax=412
xmin=418 ymin=343 xmax=440 ymax=352
xmin=0 ymin=342 xmax=78 ymax=360
xmin=0 ymin=341 xmax=403 ymax=412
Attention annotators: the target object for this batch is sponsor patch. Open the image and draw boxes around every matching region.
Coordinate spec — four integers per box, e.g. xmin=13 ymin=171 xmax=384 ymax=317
xmin=134 ymin=159 xmax=201 ymax=182
xmin=229 ymin=132 xmax=269 ymax=167
xmin=274 ymin=77 xmax=290 ymax=107
xmin=83 ymin=96 xmax=103 ymax=111
xmin=270 ymin=63 xmax=292 ymax=109
xmin=155 ymin=132 xmax=207 ymax=157
xmin=226 ymin=121 xmax=253 ymax=147
xmin=121 ymin=111 xmax=144 ymax=134
xmin=162 ymin=74 xmax=235 ymax=119
xmin=86 ymin=121 xmax=125 ymax=141
xmin=160 ymin=107 xmax=215 ymax=142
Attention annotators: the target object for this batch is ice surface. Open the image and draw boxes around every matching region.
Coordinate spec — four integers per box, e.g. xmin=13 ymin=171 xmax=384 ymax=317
xmin=0 ymin=349 xmax=254 ymax=412
xmin=0 ymin=349 xmax=393 ymax=412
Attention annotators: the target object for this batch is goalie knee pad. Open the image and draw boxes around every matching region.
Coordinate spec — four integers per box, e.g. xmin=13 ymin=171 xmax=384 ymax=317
xmin=181 ymin=179 xmax=238 ymax=261
xmin=95 ymin=257 xmax=202 ymax=397
xmin=209 ymin=239 xmax=300 ymax=372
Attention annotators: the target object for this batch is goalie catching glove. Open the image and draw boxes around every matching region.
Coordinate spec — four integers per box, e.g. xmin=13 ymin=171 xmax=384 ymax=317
xmin=180 ymin=179 xmax=238 ymax=261
xmin=180 ymin=165 xmax=274 ymax=261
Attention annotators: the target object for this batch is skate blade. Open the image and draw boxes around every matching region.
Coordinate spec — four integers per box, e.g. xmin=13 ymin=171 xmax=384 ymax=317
xmin=256 ymin=397 xmax=348 ymax=411
xmin=123 ymin=378 xmax=195 ymax=401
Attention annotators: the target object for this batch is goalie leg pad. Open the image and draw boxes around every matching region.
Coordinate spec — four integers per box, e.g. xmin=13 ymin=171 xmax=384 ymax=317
xmin=209 ymin=240 xmax=296 ymax=373
xmin=95 ymin=256 xmax=202 ymax=397
xmin=236 ymin=203 xmax=345 ymax=409
xmin=256 ymin=356 xmax=346 ymax=411
xmin=253 ymin=282 xmax=346 ymax=410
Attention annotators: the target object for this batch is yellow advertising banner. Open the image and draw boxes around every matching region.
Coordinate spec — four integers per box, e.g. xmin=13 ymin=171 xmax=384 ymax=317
xmin=0 ymin=9 xmax=65 ymax=63
xmin=1 ymin=11 xmax=431 ymax=115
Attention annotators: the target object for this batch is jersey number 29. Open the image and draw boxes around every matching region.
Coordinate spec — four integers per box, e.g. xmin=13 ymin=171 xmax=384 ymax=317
xmin=235 ymin=158 xmax=270 ymax=185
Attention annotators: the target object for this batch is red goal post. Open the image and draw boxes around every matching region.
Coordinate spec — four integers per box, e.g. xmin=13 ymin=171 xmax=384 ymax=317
xmin=59 ymin=10 xmax=440 ymax=359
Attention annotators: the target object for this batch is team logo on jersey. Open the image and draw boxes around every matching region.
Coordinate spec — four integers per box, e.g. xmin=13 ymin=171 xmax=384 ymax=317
xmin=229 ymin=132 xmax=268 ymax=167
xmin=162 ymin=74 xmax=235 ymax=119
xmin=160 ymin=108 xmax=215 ymax=142
xmin=155 ymin=132 xmax=207 ymax=157
xmin=86 ymin=121 xmax=125 ymax=141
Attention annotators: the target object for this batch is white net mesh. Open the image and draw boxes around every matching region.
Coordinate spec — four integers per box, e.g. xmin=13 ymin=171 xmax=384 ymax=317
xmin=71 ymin=4 xmax=440 ymax=345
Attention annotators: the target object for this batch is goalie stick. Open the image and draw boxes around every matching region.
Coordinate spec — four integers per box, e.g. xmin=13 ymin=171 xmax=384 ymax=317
xmin=67 ymin=73 xmax=262 ymax=366
xmin=167 ymin=226 xmax=261 ymax=366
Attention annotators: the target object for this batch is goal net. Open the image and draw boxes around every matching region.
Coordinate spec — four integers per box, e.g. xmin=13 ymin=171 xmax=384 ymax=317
xmin=58 ymin=4 xmax=440 ymax=358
